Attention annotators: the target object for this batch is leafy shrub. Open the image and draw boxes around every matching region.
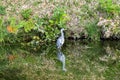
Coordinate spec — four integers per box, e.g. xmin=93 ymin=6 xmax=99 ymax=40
xmin=0 ymin=6 xmax=6 ymax=15
xmin=51 ymin=7 xmax=69 ymax=28
xmin=7 ymin=17 xmax=35 ymax=33
xmin=0 ymin=18 xmax=17 ymax=43
xmin=34 ymin=7 xmax=69 ymax=42
xmin=7 ymin=17 xmax=18 ymax=34
xmin=0 ymin=7 xmax=69 ymax=44
xmin=21 ymin=9 xmax=32 ymax=20
xmin=49 ymin=8 xmax=68 ymax=41
xmin=45 ymin=7 xmax=69 ymax=41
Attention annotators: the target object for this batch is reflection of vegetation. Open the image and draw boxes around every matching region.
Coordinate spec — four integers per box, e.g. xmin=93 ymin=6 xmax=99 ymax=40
xmin=0 ymin=41 xmax=120 ymax=80
xmin=65 ymin=41 xmax=120 ymax=80
xmin=98 ymin=41 xmax=120 ymax=79
xmin=0 ymin=43 xmax=57 ymax=80
xmin=0 ymin=68 xmax=26 ymax=80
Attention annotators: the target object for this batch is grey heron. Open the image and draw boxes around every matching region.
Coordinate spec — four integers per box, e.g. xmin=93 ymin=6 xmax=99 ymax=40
xmin=56 ymin=28 xmax=65 ymax=49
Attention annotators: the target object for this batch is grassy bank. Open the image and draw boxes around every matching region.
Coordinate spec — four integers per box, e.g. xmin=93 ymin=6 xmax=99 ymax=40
xmin=0 ymin=0 xmax=120 ymax=44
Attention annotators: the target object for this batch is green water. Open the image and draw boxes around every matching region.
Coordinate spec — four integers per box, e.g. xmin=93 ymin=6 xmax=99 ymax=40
xmin=0 ymin=41 xmax=120 ymax=80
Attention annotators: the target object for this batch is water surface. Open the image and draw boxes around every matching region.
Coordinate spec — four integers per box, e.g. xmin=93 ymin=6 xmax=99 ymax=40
xmin=0 ymin=41 xmax=120 ymax=80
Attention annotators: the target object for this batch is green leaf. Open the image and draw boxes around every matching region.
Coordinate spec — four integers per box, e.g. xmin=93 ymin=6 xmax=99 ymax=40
xmin=24 ymin=19 xmax=35 ymax=32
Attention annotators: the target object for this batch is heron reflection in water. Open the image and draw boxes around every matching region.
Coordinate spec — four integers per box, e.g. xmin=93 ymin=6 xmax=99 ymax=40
xmin=57 ymin=50 xmax=67 ymax=71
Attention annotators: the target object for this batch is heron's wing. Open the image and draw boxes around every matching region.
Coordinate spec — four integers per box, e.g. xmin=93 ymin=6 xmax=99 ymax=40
xmin=56 ymin=37 xmax=63 ymax=47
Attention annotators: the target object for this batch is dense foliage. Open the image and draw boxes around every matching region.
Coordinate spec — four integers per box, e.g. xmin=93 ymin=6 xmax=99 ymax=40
xmin=0 ymin=7 xmax=69 ymax=45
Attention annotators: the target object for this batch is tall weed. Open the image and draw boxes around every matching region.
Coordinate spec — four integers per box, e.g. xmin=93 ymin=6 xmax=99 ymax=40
xmin=85 ymin=21 xmax=100 ymax=41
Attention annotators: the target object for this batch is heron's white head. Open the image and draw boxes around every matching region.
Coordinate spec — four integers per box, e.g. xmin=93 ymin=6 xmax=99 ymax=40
xmin=61 ymin=28 xmax=65 ymax=32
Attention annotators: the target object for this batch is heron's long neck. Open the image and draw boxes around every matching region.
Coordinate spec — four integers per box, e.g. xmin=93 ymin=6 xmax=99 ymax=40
xmin=61 ymin=31 xmax=64 ymax=37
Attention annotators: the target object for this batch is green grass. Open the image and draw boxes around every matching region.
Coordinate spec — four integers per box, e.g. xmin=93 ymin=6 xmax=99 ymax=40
xmin=0 ymin=5 xmax=6 ymax=15
xmin=33 ymin=1 xmax=41 ymax=6
xmin=21 ymin=9 xmax=32 ymax=20
xmin=98 ymin=0 xmax=120 ymax=18
xmin=85 ymin=21 xmax=100 ymax=41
